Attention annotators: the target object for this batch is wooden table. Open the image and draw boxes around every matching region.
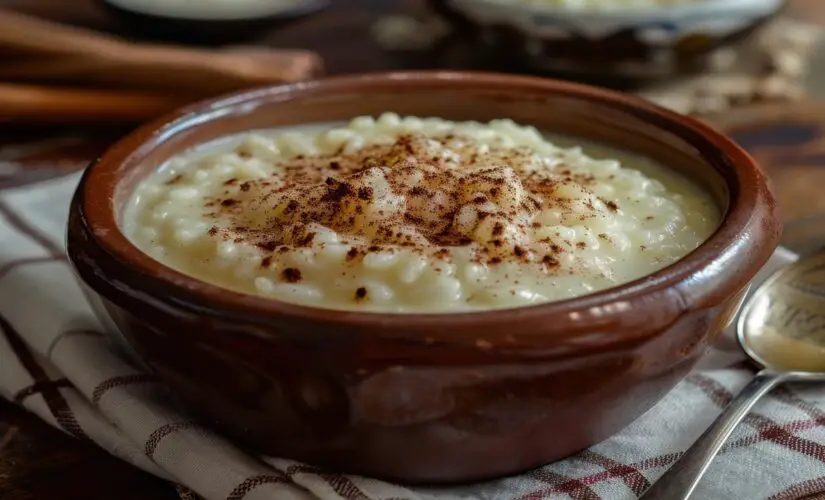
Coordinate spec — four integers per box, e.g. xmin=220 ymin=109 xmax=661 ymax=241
xmin=2 ymin=1 xmax=825 ymax=499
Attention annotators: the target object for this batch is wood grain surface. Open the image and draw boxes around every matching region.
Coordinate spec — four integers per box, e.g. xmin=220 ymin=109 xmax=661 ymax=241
xmin=2 ymin=1 xmax=825 ymax=499
xmin=724 ymin=104 xmax=825 ymax=223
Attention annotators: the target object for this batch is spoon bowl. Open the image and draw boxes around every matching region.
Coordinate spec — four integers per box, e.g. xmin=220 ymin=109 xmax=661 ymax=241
xmin=739 ymin=251 xmax=825 ymax=373
xmin=642 ymin=249 xmax=825 ymax=500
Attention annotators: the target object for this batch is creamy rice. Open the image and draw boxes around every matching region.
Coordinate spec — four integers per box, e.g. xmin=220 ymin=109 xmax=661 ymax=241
xmin=122 ymin=114 xmax=719 ymax=312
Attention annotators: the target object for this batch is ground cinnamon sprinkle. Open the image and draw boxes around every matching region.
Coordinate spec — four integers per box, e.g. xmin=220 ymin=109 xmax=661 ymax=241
xmin=358 ymin=187 xmax=373 ymax=200
xmin=542 ymin=255 xmax=560 ymax=268
xmin=281 ymin=268 xmax=302 ymax=283
xmin=346 ymin=247 xmax=361 ymax=261
xmin=256 ymin=241 xmax=278 ymax=252
xmin=204 ymin=132 xmax=611 ymax=272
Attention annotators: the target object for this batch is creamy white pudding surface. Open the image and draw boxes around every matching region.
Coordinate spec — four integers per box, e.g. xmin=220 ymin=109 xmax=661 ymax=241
xmin=123 ymin=114 xmax=719 ymax=312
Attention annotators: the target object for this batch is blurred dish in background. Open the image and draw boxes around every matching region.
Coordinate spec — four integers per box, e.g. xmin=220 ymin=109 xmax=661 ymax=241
xmin=428 ymin=0 xmax=788 ymax=80
xmin=638 ymin=19 xmax=819 ymax=116
xmin=98 ymin=0 xmax=329 ymax=44
xmin=509 ymin=0 xmax=699 ymax=7
xmin=105 ymin=0 xmax=326 ymax=20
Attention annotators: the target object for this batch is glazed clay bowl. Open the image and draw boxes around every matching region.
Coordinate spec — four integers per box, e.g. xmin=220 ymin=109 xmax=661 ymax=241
xmin=67 ymin=71 xmax=780 ymax=484
xmin=428 ymin=0 xmax=787 ymax=80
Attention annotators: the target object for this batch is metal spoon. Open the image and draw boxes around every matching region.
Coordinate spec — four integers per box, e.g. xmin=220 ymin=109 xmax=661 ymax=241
xmin=641 ymin=250 xmax=825 ymax=500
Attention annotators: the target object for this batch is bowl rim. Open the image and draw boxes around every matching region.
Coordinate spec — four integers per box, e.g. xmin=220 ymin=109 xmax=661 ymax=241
xmin=71 ymin=70 xmax=775 ymax=344
xmin=451 ymin=0 xmax=785 ymax=18
xmin=99 ymin=0 xmax=330 ymax=22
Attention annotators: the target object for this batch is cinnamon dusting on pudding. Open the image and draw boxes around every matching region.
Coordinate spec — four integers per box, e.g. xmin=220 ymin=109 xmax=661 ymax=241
xmin=207 ymin=133 xmax=604 ymax=270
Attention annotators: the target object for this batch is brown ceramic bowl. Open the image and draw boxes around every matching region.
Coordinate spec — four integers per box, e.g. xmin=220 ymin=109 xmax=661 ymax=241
xmin=428 ymin=0 xmax=788 ymax=80
xmin=67 ymin=71 xmax=780 ymax=484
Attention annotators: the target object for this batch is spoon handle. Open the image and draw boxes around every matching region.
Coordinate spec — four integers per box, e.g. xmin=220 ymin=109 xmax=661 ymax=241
xmin=640 ymin=370 xmax=789 ymax=500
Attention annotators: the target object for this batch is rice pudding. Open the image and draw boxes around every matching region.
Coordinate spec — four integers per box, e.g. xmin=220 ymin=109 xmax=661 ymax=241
xmin=123 ymin=114 xmax=719 ymax=312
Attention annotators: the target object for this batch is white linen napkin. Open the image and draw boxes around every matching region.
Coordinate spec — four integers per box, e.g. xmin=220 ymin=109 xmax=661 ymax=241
xmin=1 ymin=172 xmax=824 ymax=500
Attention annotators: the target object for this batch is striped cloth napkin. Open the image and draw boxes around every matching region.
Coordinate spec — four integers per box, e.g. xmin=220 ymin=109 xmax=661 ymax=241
xmin=1 ymin=172 xmax=824 ymax=500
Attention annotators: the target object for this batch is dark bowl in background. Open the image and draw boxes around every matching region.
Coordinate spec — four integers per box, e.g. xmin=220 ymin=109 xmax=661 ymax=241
xmin=427 ymin=0 xmax=788 ymax=80
xmin=97 ymin=0 xmax=329 ymax=45
xmin=67 ymin=71 xmax=780 ymax=483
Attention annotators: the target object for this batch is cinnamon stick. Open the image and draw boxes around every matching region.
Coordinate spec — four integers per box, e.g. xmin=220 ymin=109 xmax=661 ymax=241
xmin=0 ymin=9 xmax=323 ymax=94
xmin=0 ymin=83 xmax=188 ymax=124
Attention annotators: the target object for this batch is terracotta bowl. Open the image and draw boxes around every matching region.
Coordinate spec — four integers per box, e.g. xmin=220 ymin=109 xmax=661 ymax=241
xmin=67 ymin=71 xmax=780 ymax=484
xmin=428 ymin=0 xmax=788 ymax=80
